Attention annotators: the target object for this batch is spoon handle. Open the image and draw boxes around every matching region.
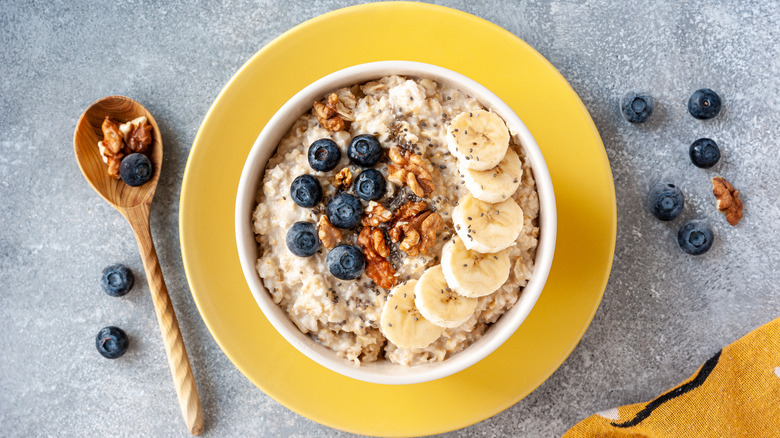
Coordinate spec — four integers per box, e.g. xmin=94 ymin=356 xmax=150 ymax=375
xmin=126 ymin=204 xmax=205 ymax=436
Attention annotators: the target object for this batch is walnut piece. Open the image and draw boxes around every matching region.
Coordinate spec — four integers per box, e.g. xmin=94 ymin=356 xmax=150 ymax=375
xmin=125 ymin=120 xmax=152 ymax=153
xmin=388 ymin=200 xmax=442 ymax=256
xmin=101 ymin=117 xmax=124 ymax=155
xmin=361 ymin=201 xmax=393 ymax=227
xmin=712 ymin=176 xmax=743 ymax=226
xmin=106 ymin=155 xmax=123 ymax=180
xmin=332 ymin=167 xmax=353 ymax=190
xmin=357 ymin=227 xmax=397 ymax=289
xmin=313 ymin=93 xmax=346 ymax=132
xmin=317 ymin=215 xmax=342 ymax=249
xmin=100 ymin=117 xmax=124 ymax=179
xmin=419 ymin=212 xmax=444 ymax=254
xmin=387 ymin=164 xmax=408 ymax=186
xmin=399 ymin=229 xmax=421 ymax=253
xmin=371 ymin=228 xmax=390 ymax=258
xmin=387 ymin=147 xmax=434 ymax=197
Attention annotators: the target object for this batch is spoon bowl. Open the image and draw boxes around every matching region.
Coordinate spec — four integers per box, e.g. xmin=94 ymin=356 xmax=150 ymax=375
xmin=73 ymin=96 xmax=204 ymax=435
xmin=74 ymin=95 xmax=163 ymax=209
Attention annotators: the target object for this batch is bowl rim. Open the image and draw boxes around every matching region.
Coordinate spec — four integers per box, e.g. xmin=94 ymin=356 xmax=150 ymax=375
xmin=235 ymin=60 xmax=557 ymax=385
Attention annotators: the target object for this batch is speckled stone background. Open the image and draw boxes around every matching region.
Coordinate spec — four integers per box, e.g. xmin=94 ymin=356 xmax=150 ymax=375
xmin=2 ymin=1 xmax=779 ymax=437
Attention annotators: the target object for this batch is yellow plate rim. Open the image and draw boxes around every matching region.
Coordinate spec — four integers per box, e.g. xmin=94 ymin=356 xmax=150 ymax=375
xmin=180 ymin=2 xmax=616 ymax=436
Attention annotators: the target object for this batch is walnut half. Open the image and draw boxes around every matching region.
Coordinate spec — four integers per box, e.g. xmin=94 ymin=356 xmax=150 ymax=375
xmin=357 ymin=226 xmax=397 ymax=289
xmin=388 ymin=200 xmax=443 ymax=257
xmin=124 ymin=118 xmax=152 ymax=154
xmin=100 ymin=117 xmax=124 ymax=179
xmin=361 ymin=201 xmax=393 ymax=227
xmin=386 ymin=147 xmax=434 ymax=197
xmin=712 ymin=176 xmax=743 ymax=226
xmin=332 ymin=167 xmax=352 ymax=190
xmin=317 ymin=215 xmax=342 ymax=249
xmin=313 ymin=93 xmax=347 ymax=132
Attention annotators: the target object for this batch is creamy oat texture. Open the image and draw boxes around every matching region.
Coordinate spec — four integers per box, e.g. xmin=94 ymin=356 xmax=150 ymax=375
xmin=253 ymin=76 xmax=539 ymax=366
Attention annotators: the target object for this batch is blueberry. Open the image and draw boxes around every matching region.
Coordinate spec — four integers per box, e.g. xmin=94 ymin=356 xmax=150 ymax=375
xmin=308 ymin=139 xmax=341 ymax=172
xmin=347 ymin=134 xmax=383 ymax=167
xmin=677 ymin=220 xmax=714 ymax=255
xmin=100 ymin=264 xmax=134 ymax=297
xmin=689 ymin=138 xmax=721 ymax=168
xmin=620 ymin=92 xmax=654 ymax=123
xmin=648 ymin=183 xmax=684 ymax=221
xmin=119 ymin=153 xmax=153 ymax=187
xmin=326 ymin=193 xmax=364 ymax=228
xmin=285 ymin=222 xmax=320 ymax=257
xmin=96 ymin=326 xmax=129 ymax=359
xmin=290 ymin=174 xmax=322 ymax=207
xmin=326 ymin=245 xmax=365 ymax=280
xmin=688 ymin=88 xmax=721 ymax=120
xmin=353 ymin=169 xmax=386 ymax=201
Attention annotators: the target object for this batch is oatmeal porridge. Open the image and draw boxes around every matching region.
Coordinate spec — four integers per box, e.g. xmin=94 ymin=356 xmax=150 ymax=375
xmin=252 ymin=75 xmax=540 ymax=366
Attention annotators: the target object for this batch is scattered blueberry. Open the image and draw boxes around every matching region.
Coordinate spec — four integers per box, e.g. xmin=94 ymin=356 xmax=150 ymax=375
xmin=648 ymin=183 xmax=684 ymax=221
xmin=100 ymin=264 xmax=134 ymax=297
xmin=689 ymin=138 xmax=721 ymax=168
xmin=620 ymin=92 xmax=655 ymax=123
xmin=347 ymin=134 xmax=383 ymax=167
xmin=353 ymin=169 xmax=386 ymax=201
xmin=677 ymin=220 xmax=714 ymax=255
xmin=119 ymin=153 xmax=153 ymax=187
xmin=290 ymin=174 xmax=322 ymax=207
xmin=96 ymin=326 xmax=129 ymax=359
xmin=326 ymin=245 xmax=365 ymax=280
xmin=308 ymin=139 xmax=341 ymax=172
xmin=326 ymin=193 xmax=364 ymax=228
xmin=285 ymin=222 xmax=320 ymax=257
xmin=688 ymin=88 xmax=721 ymax=120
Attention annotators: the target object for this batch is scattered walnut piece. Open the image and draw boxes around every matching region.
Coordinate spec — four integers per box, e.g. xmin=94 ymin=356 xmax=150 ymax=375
xmin=406 ymin=172 xmax=425 ymax=197
xmin=317 ymin=215 xmax=341 ymax=249
xmin=419 ymin=212 xmax=444 ymax=254
xmin=387 ymin=147 xmax=434 ymax=197
xmin=361 ymin=201 xmax=393 ymax=227
xmin=387 ymin=164 xmax=408 ymax=186
xmin=333 ymin=94 xmax=355 ymax=122
xmin=371 ymin=228 xmax=390 ymax=258
xmin=313 ymin=93 xmax=346 ymax=132
xmin=125 ymin=120 xmax=152 ymax=154
xmin=101 ymin=117 xmax=124 ymax=155
xmin=332 ymin=167 xmax=353 ymax=190
xmin=365 ymin=258 xmax=397 ymax=290
xmin=357 ymin=227 xmax=397 ymax=289
xmin=399 ymin=229 xmax=421 ymax=254
xmin=387 ymin=200 xmax=442 ymax=256
xmin=106 ymin=155 xmax=123 ymax=180
xmin=388 ymin=201 xmax=427 ymax=242
xmin=99 ymin=117 xmax=125 ymax=179
xmin=712 ymin=176 xmax=743 ymax=226
xmin=388 ymin=147 xmax=407 ymax=165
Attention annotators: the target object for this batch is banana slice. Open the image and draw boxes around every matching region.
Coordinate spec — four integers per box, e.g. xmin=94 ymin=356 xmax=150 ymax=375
xmin=452 ymin=193 xmax=524 ymax=254
xmin=459 ymin=148 xmax=523 ymax=203
xmin=441 ymin=236 xmax=511 ymax=298
xmin=414 ymin=265 xmax=478 ymax=328
xmin=446 ymin=110 xmax=510 ymax=171
xmin=380 ymin=280 xmax=445 ymax=349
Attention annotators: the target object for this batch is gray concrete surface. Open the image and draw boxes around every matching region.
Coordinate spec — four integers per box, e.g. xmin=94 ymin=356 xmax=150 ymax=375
xmin=2 ymin=1 xmax=779 ymax=436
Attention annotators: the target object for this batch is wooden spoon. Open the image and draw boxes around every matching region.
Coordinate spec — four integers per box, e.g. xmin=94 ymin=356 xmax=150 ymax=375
xmin=73 ymin=96 xmax=204 ymax=435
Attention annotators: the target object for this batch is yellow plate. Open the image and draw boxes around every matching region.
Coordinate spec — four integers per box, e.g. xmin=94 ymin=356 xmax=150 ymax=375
xmin=180 ymin=2 xmax=615 ymax=436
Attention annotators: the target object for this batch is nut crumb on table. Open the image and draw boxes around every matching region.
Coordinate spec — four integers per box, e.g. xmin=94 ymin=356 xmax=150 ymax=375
xmin=712 ymin=176 xmax=743 ymax=226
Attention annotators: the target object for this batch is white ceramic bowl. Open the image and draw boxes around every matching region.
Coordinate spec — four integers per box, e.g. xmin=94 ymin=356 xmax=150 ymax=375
xmin=236 ymin=61 xmax=556 ymax=385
